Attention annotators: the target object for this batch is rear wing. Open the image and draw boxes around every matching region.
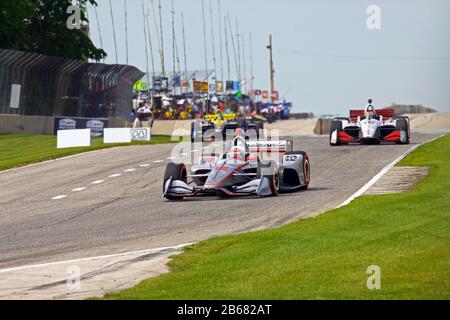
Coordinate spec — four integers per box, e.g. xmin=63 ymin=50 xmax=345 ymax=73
xmin=350 ymin=109 xmax=395 ymax=121
xmin=204 ymin=113 xmax=237 ymax=121
xmin=247 ymin=140 xmax=293 ymax=153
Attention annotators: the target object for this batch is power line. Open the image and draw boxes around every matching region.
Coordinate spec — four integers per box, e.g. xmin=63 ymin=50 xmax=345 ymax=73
xmin=275 ymin=49 xmax=450 ymax=61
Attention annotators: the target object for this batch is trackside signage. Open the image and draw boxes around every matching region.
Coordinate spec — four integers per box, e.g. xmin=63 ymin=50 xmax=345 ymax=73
xmin=54 ymin=117 xmax=109 ymax=138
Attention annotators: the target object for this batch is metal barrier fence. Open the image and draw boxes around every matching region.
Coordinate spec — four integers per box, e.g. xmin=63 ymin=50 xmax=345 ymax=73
xmin=0 ymin=49 xmax=144 ymax=120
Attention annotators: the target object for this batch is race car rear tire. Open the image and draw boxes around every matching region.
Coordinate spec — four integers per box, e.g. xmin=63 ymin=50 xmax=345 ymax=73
xmin=163 ymin=163 xmax=188 ymax=200
xmin=395 ymin=118 xmax=410 ymax=144
xmin=330 ymin=121 xmax=343 ymax=146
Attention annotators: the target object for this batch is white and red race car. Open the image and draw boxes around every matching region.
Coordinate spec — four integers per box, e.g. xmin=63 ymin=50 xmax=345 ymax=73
xmin=330 ymin=109 xmax=410 ymax=146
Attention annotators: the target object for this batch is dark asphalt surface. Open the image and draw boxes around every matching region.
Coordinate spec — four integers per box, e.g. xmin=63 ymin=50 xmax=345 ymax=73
xmin=0 ymin=133 xmax=438 ymax=269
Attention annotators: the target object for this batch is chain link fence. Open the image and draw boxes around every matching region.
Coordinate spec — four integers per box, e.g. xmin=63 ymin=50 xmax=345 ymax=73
xmin=0 ymin=49 xmax=144 ymax=120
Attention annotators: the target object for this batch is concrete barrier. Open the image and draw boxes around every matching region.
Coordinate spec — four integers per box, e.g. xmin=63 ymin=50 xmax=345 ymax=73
xmin=0 ymin=114 xmax=55 ymax=135
xmin=314 ymin=119 xmax=332 ymax=135
xmin=151 ymin=120 xmax=192 ymax=136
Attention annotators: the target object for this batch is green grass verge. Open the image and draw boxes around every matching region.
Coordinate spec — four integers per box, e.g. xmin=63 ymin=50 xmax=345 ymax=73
xmin=104 ymin=135 xmax=450 ymax=300
xmin=0 ymin=133 xmax=177 ymax=172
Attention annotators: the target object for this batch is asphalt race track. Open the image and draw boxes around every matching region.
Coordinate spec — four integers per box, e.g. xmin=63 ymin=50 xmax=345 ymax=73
xmin=0 ymin=133 xmax=439 ymax=270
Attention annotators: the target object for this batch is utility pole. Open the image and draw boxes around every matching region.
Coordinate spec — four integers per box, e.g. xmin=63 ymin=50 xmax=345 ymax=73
xmin=227 ymin=14 xmax=238 ymax=81
xmin=235 ymin=18 xmax=241 ymax=83
xmin=242 ymin=34 xmax=247 ymax=94
xmin=141 ymin=0 xmax=150 ymax=85
xmin=209 ymin=0 xmax=217 ymax=81
xmin=150 ymin=0 xmax=163 ymax=76
xmin=201 ymin=0 xmax=209 ymax=81
xmin=94 ymin=6 xmax=105 ymax=63
xmin=267 ymin=35 xmax=275 ymax=103
xmin=171 ymin=0 xmax=176 ymax=95
xmin=224 ymin=15 xmax=231 ymax=81
xmin=124 ymin=0 xmax=129 ymax=64
xmin=181 ymin=12 xmax=189 ymax=93
xmin=249 ymin=33 xmax=254 ymax=98
xmin=158 ymin=0 xmax=166 ymax=75
xmin=108 ymin=0 xmax=118 ymax=64
xmin=218 ymin=0 xmax=224 ymax=82
xmin=146 ymin=10 xmax=155 ymax=76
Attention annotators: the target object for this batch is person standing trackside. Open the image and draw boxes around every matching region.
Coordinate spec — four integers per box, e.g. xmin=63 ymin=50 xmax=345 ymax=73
xmin=135 ymin=101 xmax=153 ymax=128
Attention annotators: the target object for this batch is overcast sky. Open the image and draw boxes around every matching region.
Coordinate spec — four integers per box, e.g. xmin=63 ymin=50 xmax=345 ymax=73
xmin=88 ymin=0 xmax=450 ymax=115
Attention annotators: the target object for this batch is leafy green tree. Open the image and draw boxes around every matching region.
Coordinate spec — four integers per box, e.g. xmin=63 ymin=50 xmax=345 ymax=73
xmin=0 ymin=0 xmax=107 ymax=61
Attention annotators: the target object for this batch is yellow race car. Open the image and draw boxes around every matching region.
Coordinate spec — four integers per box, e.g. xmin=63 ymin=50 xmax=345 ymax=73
xmin=191 ymin=110 xmax=264 ymax=142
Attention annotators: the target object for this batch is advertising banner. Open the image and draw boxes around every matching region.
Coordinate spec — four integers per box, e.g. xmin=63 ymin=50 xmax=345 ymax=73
xmin=216 ymin=81 xmax=224 ymax=93
xmin=54 ymin=117 xmax=109 ymax=137
xmin=172 ymin=75 xmax=181 ymax=88
xmin=153 ymin=77 xmax=169 ymax=91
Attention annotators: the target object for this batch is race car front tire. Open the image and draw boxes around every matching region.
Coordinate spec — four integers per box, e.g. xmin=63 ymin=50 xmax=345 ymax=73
xmin=163 ymin=163 xmax=188 ymax=200
xmin=330 ymin=121 xmax=343 ymax=146
xmin=395 ymin=118 xmax=410 ymax=144
xmin=258 ymin=160 xmax=279 ymax=197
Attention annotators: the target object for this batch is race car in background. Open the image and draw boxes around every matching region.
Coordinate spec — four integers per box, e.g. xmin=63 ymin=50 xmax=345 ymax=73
xmin=191 ymin=110 xmax=264 ymax=142
xmin=330 ymin=109 xmax=410 ymax=146
xmin=163 ymin=136 xmax=310 ymax=200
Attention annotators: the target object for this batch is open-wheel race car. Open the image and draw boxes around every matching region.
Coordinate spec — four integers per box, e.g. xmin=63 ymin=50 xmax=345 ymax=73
xmin=163 ymin=136 xmax=310 ymax=200
xmin=191 ymin=110 xmax=264 ymax=142
xmin=330 ymin=109 xmax=410 ymax=146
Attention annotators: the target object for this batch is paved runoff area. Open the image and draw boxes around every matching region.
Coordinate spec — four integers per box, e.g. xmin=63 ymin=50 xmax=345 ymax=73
xmin=0 ymin=132 xmax=442 ymax=299
xmin=366 ymin=166 xmax=429 ymax=195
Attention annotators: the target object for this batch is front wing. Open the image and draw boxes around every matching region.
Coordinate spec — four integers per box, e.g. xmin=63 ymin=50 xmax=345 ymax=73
xmin=163 ymin=176 xmax=275 ymax=199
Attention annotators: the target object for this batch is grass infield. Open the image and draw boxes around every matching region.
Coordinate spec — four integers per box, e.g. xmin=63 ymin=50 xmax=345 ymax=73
xmin=0 ymin=133 xmax=176 ymax=172
xmin=101 ymin=134 xmax=448 ymax=299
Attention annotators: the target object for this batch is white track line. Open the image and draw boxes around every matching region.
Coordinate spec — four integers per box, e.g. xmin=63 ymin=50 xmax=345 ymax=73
xmin=51 ymin=195 xmax=67 ymax=200
xmin=140 ymin=164 xmax=150 ymax=167
xmin=0 ymin=243 xmax=194 ymax=274
xmin=72 ymin=187 xmax=86 ymax=192
xmin=108 ymin=174 xmax=122 ymax=178
xmin=91 ymin=180 xmax=105 ymax=185
xmin=337 ymin=135 xmax=446 ymax=208
xmin=153 ymin=160 xmax=164 ymax=163
xmin=124 ymin=169 xmax=137 ymax=172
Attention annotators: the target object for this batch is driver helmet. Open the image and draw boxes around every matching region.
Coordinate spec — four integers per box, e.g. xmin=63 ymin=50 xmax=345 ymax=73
xmin=235 ymin=128 xmax=245 ymax=137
